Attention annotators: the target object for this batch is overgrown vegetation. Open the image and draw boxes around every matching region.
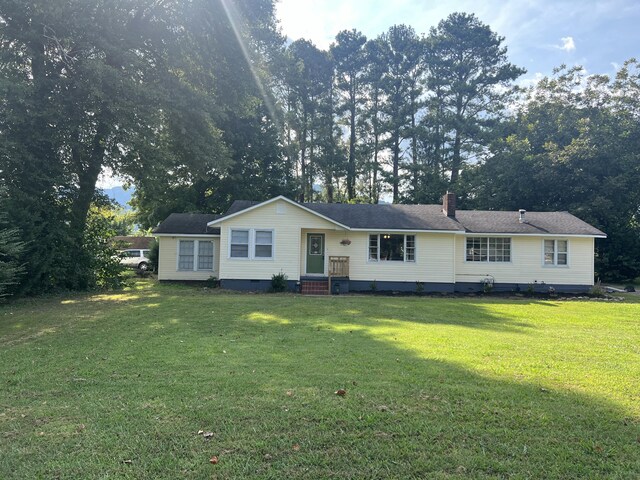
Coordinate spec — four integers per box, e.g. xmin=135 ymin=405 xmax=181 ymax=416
xmin=0 ymin=281 xmax=638 ymax=478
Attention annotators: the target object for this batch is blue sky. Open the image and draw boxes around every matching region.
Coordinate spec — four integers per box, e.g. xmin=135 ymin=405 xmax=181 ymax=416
xmin=276 ymin=0 xmax=640 ymax=82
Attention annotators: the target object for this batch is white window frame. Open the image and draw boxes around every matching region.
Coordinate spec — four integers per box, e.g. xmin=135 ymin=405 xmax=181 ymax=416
xmin=542 ymin=239 xmax=569 ymax=267
xmin=229 ymin=229 xmax=250 ymax=260
xmin=196 ymin=240 xmax=215 ymax=271
xmin=177 ymin=240 xmax=215 ymax=272
xmin=228 ymin=228 xmax=275 ymax=261
xmin=367 ymin=233 xmax=416 ymax=263
xmin=177 ymin=240 xmax=195 ymax=271
xmin=465 ymin=237 xmax=512 ymax=263
xmin=253 ymin=229 xmax=274 ymax=260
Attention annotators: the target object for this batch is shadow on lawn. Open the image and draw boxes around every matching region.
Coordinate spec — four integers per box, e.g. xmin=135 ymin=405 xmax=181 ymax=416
xmin=1 ymin=285 xmax=638 ymax=478
xmin=202 ymin=306 xmax=638 ymax=478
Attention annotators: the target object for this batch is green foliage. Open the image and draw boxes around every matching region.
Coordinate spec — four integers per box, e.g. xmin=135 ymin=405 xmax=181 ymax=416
xmin=469 ymin=62 xmax=640 ymax=281
xmin=146 ymin=239 xmax=159 ymax=273
xmin=270 ymin=271 xmax=288 ymax=293
xmin=83 ymin=206 xmax=129 ymax=290
xmin=589 ymin=280 xmax=606 ymax=298
xmin=205 ymin=276 xmax=219 ymax=288
xmin=415 ymin=281 xmax=424 ymax=293
xmin=0 ymin=0 xmax=283 ymax=290
xmin=370 ymin=279 xmax=378 ymax=292
xmin=0 ymin=211 xmax=25 ymax=298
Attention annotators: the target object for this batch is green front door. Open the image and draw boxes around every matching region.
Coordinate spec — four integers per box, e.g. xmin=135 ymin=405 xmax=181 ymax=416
xmin=306 ymin=233 xmax=325 ymax=274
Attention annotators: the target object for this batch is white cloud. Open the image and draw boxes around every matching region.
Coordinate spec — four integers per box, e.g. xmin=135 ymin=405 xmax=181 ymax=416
xmin=97 ymin=167 xmax=125 ymax=189
xmin=558 ymin=36 xmax=576 ymax=52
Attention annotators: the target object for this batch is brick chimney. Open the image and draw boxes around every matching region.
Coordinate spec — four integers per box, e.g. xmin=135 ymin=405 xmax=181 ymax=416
xmin=443 ymin=192 xmax=456 ymax=218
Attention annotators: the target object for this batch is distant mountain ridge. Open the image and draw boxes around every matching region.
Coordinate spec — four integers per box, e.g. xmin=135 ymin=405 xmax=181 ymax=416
xmin=102 ymin=186 xmax=133 ymax=209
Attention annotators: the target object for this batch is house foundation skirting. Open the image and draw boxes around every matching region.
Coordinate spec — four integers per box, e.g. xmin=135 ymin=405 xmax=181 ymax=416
xmin=348 ymin=280 xmax=455 ymax=293
xmin=178 ymin=278 xmax=592 ymax=294
xmin=220 ymin=279 xmax=298 ymax=292
xmin=454 ymin=282 xmax=591 ymax=294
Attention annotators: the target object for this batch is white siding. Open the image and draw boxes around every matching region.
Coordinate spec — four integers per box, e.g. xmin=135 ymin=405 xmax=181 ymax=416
xmin=157 ymin=236 xmax=220 ymax=281
xmin=304 ymin=231 xmax=456 ymax=283
xmin=218 ymin=199 xmax=345 ymax=280
xmin=455 ymin=235 xmax=595 ymax=286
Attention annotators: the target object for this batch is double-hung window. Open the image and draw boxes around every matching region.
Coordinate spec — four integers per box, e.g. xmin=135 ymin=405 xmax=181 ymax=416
xmin=544 ymin=239 xmax=568 ymax=266
xmin=466 ymin=237 xmax=511 ymax=262
xmin=178 ymin=240 xmax=214 ymax=271
xmin=197 ymin=241 xmax=214 ymax=270
xmin=178 ymin=241 xmax=195 ymax=270
xmin=368 ymin=234 xmax=416 ymax=262
xmin=230 ymin=229 xmax=250 ymax=258
xmin=229 ymin=229 xmax=274 ymax=260
xmin=254 ymin=230 xmax=273 ymax=258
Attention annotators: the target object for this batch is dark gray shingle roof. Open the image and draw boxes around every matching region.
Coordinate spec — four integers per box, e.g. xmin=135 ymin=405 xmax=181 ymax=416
xmin=454 ymin=210 xmax=605 ymax=236
xmin=303 ymin=203 xmax=462 ymax=231
xmin=179 ymin=198 xmax=607 ymax=237
xmin=153 ymin=213 xmax=221 ymax=235
xmin=226 ymin=200 xmax=260 ymax=215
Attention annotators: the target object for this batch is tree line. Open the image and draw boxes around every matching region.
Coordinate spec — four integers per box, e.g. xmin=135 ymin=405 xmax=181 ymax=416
xmin=1 ymin=0 xmax=639 ymax=296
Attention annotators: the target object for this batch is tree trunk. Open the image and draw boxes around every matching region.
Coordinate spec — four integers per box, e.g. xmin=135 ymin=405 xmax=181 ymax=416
xmin=450 ymin=94 xmax=464 ymax=185
xmin=411 ymin=94 xmax=418 ymax=198
xmin=371 ymin=90 xmax=380 ymax=204
xmin=347 ymin=80 xmax=357 ymax=200
xmin=71 ymin=119 xmax=110 ymax=233
xmin=392 ymin=130 xmax=400 ymax=203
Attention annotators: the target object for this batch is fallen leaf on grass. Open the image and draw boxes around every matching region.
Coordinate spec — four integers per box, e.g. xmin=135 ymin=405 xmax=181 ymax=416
xmin=286 ymin=390 xmax=293 ymax=397
xmin=335 ymin=389 xmax=346 ymax=396
xmin=76 ymin=424 xmax=85 ymax=433
xmin=209 ymin=456 xmax=219 ymax=464
xmin=197 ymin=430 xmax=204 ymax=435
xmin=263 ymin=453 xmax=272 ymax=461
xmin=292 ymin=444 xmax=300 ymax=451
xmin=123 ymin=460 xmax=133 ymax=465
xmin=203 ymin=432 xmax=214 ymax=439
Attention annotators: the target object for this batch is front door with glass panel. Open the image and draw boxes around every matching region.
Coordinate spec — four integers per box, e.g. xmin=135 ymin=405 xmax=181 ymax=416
xmin=306 ymin=233 xmax=325 ymax=274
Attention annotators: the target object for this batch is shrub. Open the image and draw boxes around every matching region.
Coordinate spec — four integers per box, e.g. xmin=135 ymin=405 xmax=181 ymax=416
xmin=205 ymin=276 xmax=219 ymax=288
xmin=147 ymin=239 xmax=159 ymax=272
xmin=415 ymin=281 xmax=424 ymax=294
xmin=481 ymin=276 xmax=494 ymax=294
xmin=370 ymin=280 xmax=377 ymax=292
xmin=270 ymin=271 xmax=288 ymax=293
xmin=589 ymin=279 xmax=606 ymax=297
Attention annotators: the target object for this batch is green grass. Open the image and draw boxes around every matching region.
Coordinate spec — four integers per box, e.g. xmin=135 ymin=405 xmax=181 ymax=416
xmin=1 ymin=281 xmax=639 ymax=479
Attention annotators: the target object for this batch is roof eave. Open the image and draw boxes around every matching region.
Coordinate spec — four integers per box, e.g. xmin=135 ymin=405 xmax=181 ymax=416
xmin=153 ymin=233 xmax=221 ymax=237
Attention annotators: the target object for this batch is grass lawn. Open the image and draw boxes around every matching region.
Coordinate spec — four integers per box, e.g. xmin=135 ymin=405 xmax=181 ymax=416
xmin=1 ymin=281 xmax=639 ymax=479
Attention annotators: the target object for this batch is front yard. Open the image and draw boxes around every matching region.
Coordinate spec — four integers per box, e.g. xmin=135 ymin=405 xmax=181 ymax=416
xmin=1 ymin=281 xmax=639 ymax=479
